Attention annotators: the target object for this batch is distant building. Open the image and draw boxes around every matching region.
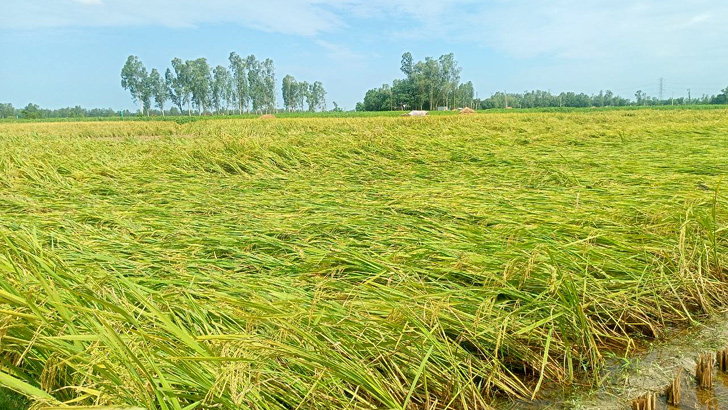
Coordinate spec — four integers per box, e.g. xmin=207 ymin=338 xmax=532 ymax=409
xmin=437 ymin=106 xmax=449 ymax=111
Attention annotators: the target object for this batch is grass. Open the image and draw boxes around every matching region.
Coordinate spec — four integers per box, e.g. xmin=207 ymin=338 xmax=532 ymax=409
xmin=0 ymin=110 xmax=726 ymax=409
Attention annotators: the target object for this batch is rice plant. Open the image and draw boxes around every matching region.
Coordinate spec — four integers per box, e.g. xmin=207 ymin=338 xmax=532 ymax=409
xmin=0 ymin=110 xmax=726 ymax=409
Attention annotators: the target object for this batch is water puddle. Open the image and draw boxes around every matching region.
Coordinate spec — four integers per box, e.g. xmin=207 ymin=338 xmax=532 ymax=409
xmin=500 ymin=313 xmax=728 ymax=409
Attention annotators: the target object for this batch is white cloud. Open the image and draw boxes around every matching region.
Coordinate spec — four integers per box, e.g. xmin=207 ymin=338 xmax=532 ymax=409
xmin=469 ymin=0 xmax=728 ymax=61
xmin=0 ymin=0 xmax=345 ymax=36
xmin=315 ymin=40 xmax=367 ymax=62
xmin=2 ymin=0 xmax=726 ymax=67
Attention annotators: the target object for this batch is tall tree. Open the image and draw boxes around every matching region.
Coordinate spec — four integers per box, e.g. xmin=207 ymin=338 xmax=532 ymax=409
xmin=246 ymin=55 xmax=265 ymax=113
xmin=282 ymin=75 xmax=296 ymax=111
xmin=164 ymin=68 xmax=182 ymax=113
xmin=228 ymin=52 xmax=249 ymax=114
xmin=262 ymin=59 xmax=276 ymax=113
xmin=212 ymin=65 xmax=233 ymax=114
xmin=304 ymin=82 xmax=316 ymax=112
xmin=148 ymin=68 xmax=168 ymax=116
xmin=295 ymin=81 xmax=308 ymax=111
xmin=456 ymin=81 xmax=474 ymax=108
xmin=170 ymin=58 xmax=192 ymax=115
xmin=120 ymin=55 xmax=148 ymax=115
xmin=311 ymin=81 xmax=326 ymax=111
xmin=359 ymin=52 xmax=465 ymax=111
xmin=438 ymin=53 xmax=461 ymax=109
xmin=400 ymin=52 xmax=414 ymax=78
xmin=188 ymin=58 xmax=212 ymax=114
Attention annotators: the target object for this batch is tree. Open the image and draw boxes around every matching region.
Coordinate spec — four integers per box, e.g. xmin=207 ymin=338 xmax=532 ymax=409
xmin=165 ymin=67 xmax=184 ymax=114
xmin=21 ymin=103 xmax=42 ymax=119
xmin=188 ymin=58 xmax=212 ymax=114
xmin=438 ymin=53 xmax=461 ymax=109
xmin=262 ymin=59 xmax=276 ymax=113
xmin=710 ymin=87 xmax=728 ymax=104
xmin=148 ymin=68 xmax=167 ymax=116
xmin=295 ymin=81 xmax=308 ymax=111
xmin=0 ymin=103 xmax=15 ymax=118
xmin=456 ymin=81 xmax=474 ymax=108
xmin=358 ymin=52 xmax=470 ymax=111
xmin=229 ymin=52 xmax=249 ymax=114
xmin=282 ymin=75 xmax=296 ymax=111
xmin=212 ymin=65 xmax=233 ymax=114
xmin=246 ymin=55 xmax=264 ymax=112
xmin=171 ymin=58 xmax=193 ymax=115
xmin=120 ymin=55 xmax=148 ymax=115
xmin=401 ymin=52 xmax=414 ymax=78
xmin=311 ymin=81 xmax=326 ymax=111
xmin=305 ymin=82 xmax=320 ymax=112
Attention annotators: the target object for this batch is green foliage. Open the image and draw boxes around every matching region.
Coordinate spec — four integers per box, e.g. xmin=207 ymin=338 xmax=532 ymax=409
xmin=0 ymin=111 xmax=727 ymax=409
xmin=168 ymin=58 xmax=192 ymax=115
xmin=188 ymin=58 xmax=213 ymax=114
xmin=0 ymin=103 xmax=15 ymax=119
xmin=147 ymin=68 xmax=168 ymax=115
xmin=360 ymin=52 xmax=728 ymax=111
xmin=710 ymin=87 xmax=728 ymax=104
xmin=361 ymin=52 xmax=466 ymax=111
xmin=212 ymin=65 xmax=234 ymax=114
xmin=120 ymin=55 xmax=148 ymax=115
xmin=20 ymin=103 xmax=41 ymax=119
xmin=228 ymin=52 xmax=249 ymax=114
xmin=0 ymin=388 xmax=29 ymax=410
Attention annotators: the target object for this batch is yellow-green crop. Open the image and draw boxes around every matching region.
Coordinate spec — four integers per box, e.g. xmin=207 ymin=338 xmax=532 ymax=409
xmin=0 ymin=110 xmax=726 ymax=409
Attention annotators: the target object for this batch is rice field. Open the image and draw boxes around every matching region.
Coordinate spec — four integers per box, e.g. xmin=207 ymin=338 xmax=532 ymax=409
xmin=0 ymin=110 xmax=726 ymax=409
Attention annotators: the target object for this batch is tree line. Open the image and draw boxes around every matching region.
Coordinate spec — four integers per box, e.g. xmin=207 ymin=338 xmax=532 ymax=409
xmin=281 ymin=75 xmax=327 ymax=112
xmin=0 ymin=103 xmax=126 ymax=119
xmin=357 ymin=52 xmax=728 ymax=111
xmin=480 ymin=89 xmax=720 ymax=109
xmin=356 ymin=53 xmax=475 ymax=112
xmin=121 ymin=53 xmax=327 ymax=116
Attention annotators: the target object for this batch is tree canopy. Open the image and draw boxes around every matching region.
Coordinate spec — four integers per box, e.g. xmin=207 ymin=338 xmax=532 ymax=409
xmin=120 ymin=53 xmax=327 ymax=115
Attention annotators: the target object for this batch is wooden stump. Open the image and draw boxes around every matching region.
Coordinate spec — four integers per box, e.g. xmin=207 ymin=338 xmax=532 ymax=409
xmin=696 ymin=353 xmax=714 ymax=389
xmin=717 ymin=347 xmax=728 ymax=372
xmin=631 ymin=392 xmax=656 ymax=410
xmin=665 ymin=367 xmax=683 ymax=405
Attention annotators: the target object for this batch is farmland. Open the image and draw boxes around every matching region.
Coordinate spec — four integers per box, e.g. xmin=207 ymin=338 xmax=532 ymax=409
xmin=0 ymin=110 xmax=727 ymax=409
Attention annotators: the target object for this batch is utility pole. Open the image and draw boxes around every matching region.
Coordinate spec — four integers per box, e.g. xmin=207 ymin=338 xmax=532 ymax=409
xmin=504 ymin=91 xmax=508 ymax=109
xmin=658 ymin=77 xmax=665 ymax=101
xmin=688 ymin=89 xmax=691 ymax=105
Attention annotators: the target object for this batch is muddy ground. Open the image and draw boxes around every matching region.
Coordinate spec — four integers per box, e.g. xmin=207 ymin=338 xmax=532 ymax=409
xmin=503 ymin=313 xmax=728 ymax=409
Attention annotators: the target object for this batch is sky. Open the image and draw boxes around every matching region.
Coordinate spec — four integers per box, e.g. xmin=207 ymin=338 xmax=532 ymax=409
xmin=1 ymin=0 xmax=727 ymax=111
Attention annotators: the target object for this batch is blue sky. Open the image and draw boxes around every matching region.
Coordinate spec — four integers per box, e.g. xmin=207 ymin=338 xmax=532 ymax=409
xmin=1 ymin=0 xmax=727 ymax=111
